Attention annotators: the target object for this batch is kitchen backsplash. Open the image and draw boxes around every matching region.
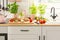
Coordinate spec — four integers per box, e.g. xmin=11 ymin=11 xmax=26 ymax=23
xmin=0 ymin=0 xmax=60 ymax=22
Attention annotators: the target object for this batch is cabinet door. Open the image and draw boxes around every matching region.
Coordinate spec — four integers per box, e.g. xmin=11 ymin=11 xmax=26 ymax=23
xmin=8 ymin=34 xmax=40 ymax=40
xmin=0 ymin=27 xmax=8 ymax=33
xmin=42 ymin=26 xmax=60 ymax=40
xmin=8 ymin=26 xmax=41 ymax=40
xmin=8 ymin=26 xmax=41 ymax=35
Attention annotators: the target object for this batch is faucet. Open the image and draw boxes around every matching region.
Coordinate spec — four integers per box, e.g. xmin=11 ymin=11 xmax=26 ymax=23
xmin=50 ymin=7 xmax=57 ymax=20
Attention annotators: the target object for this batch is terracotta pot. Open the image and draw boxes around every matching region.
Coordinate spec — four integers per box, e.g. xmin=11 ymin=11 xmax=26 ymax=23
xmin=31 ymin=14 xmax=35 ymax=20
xmin=14 ymin=14 xmax=18 ymax=18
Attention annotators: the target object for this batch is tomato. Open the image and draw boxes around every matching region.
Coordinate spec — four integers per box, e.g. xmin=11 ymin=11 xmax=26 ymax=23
xmin=29 ymin=17 xmax=32 ymax=23
xmin=30 ymin=19 xmax=32 ymax=23
xmin=10 ymin=19 xmax=14 ymax=22
xmin=39 ymin=19 xmax=46 ymax=24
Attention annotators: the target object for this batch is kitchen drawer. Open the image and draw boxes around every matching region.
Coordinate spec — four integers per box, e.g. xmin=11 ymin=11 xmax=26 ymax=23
xmin=8 ymin=26 xmax=41 ymax=35
xmin=8 ymin=35 xmax=39 ymax=40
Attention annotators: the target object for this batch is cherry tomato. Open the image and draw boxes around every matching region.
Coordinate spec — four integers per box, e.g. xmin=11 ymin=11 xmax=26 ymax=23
xmin=30 ymin=19 xmax=32 ymax=23
xmin=10 ymin=19 xmax=14 ymax=22
xmin=29 ymin=17 xmax=32 ymax=23
xmin=39 ymin=19 xmax=46 ymax=24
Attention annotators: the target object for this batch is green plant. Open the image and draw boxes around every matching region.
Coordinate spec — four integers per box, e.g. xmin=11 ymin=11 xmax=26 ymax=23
xmin=29 ymin=4 xmax=37 ymax=14
xmin=38 ymin=4 xmax=47 ymax=23
xmin=7 ymin=2 xmax=18 ymax=14
xmin=38 ymin=4 xmax=47 ymax=15
xmin=19 ymin=11 xmax=24 ymax=17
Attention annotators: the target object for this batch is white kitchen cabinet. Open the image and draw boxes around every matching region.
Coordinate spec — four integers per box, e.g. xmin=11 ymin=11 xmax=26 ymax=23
xmin=8 ymin=27 xmax=41 ymax=35
xmin=0 ymin=27 xmax=8 ymax=40
xmin=42 ymin=26 xmax=60 ymax=40
xmin=8 ymin=34 xmax=39 ymax=40
xmin=0 ymin=27 xmax=8 ymax=33
xmin=8 ymin=25 xmax=60 ymax=40
xmin=8 ymin=26 xmax=41 ymax=40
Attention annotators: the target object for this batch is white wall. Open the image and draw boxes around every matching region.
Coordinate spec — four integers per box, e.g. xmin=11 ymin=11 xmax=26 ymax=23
xmin=43 ymin=3 xmax=60 ymax=24
xmin=1 ymin=0 xmax=60 ymax=23
xmin=0 ymin=0 xmax=35 ymax=18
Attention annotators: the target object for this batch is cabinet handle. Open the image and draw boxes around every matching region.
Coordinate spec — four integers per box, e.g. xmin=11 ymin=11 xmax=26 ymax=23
xmin=20 ymin=30 xmax=29 ymax=32
xmin=39 ymin=36 xmax=40 ymax=40
xmin=43 ymin=35 xmax=45 ymax=40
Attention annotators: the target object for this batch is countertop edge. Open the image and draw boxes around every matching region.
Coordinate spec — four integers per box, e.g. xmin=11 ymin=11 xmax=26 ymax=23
xmin=0 ymin=24 xmax=60 ymax=26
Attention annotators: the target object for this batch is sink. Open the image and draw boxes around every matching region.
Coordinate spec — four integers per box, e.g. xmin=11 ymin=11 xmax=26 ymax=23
xmin=46 ymin=21 xmax=60 ymax=24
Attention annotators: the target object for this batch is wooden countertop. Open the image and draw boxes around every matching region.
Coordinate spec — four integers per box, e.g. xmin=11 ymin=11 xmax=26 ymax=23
xmin=0 ymin=23 xmax=60 ymax=26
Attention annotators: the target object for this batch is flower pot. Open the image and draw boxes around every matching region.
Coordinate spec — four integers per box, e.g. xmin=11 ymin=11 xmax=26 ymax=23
xmin=31 ymin=14 xmax=35 ymax=20
xmin=14 ymin=14 xmax=18 ymax=18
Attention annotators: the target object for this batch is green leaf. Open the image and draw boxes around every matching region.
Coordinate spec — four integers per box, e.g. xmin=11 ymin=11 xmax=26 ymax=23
xmin=38 ymin=4 xmax=47 ymax=15
xmin=7 ymin=2 xmax=18 ymax=14
xmin=20 ymin=12 xmax=23 ymax=17
xmin=29 ymin=3 xmax=37 ymax=14
xmin=7 ymin=4 xmax=11 ymax=8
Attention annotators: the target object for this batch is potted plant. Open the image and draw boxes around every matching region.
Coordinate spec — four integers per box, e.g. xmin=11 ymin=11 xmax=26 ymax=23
xmin=29 ymin=3 xmax=37 ymax=20
xmin=19 ymin=11 xmax=24 ymax=18
xmin=7 ymin=2 xmax=18 ymax=18
xmin=38 ymin=4 xmax=47 ymax=24
xmin=7 ymin=2 xmax=21 ymax=23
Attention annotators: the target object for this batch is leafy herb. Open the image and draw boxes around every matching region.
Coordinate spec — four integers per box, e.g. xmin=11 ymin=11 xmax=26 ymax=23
xmin=7 ymin=2 xmax=18 ymax=14
xmin=29 ymin=4 xmax=37 ymax=14
xmin=20 ymin=12 xmax=24 ymax=17
xmin=38 ymin=4 xmax=47 ymax=15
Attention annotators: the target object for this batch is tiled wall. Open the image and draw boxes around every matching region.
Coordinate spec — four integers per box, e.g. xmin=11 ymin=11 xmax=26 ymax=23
xmin=38 ymin=0 xmax=60 ymax=23
xmin=44 ymin=3 xmax=60 ymax=23
xmin=0 ymin=0 xmax=35 ymax=18
xmin=1 ymin=0 xmax=60 ymax=23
